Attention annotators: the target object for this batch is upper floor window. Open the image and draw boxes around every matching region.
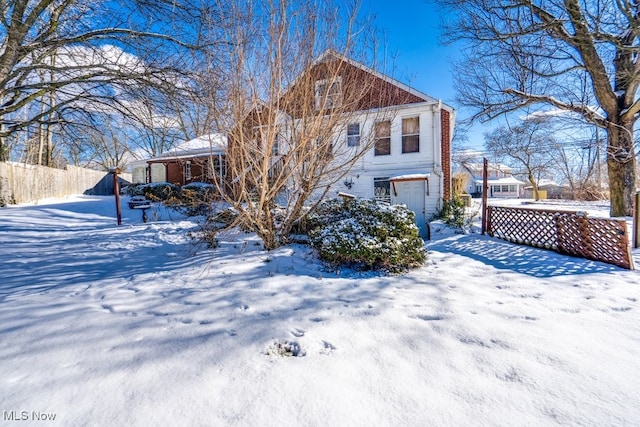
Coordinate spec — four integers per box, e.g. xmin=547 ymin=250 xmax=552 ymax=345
xmin=253 ymin=126 xmax=280 ymax=156
xmin=347 ymin=123 xmax=360 ymax=147
xmin=402 ymin=117 xmax=420 ymax=153
xmin=315 ymin=77 xmax=342 ymax=110
xmin=374 ymin=121 xmax=391 ymax=156
xmin=316 ymin=135 xmax=333 ymax=160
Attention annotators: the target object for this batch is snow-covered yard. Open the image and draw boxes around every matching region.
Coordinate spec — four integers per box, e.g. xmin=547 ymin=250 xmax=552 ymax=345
xmin=1 ymin=195 xmax=639 ymax=426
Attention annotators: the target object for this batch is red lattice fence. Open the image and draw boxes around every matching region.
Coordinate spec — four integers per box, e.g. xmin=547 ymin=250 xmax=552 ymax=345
xmin=487 ymin=206 xmax=634 ymax=270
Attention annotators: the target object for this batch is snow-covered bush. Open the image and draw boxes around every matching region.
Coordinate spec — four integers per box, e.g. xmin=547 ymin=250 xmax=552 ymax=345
xmin=171 ymin=182 xmax=217 ymax=216
xmin=127 ymin=182 xmax=181 ymax=201
xmin=308 ymin=198 xmax=426 ymax=272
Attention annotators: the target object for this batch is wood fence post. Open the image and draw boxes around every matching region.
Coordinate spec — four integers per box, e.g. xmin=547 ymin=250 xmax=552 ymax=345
xmin=634 ymin=191 xmax=640 ymax=249
xmin=482 ymin=158 xmax=489 ymax=235
xmin=112 ymin=168 xmax=122 ymax=226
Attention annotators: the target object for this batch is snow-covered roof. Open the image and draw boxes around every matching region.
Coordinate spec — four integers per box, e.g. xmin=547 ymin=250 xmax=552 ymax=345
xmin=474 ymin=176 xmax=526 ymax=185
xmin=390 ymin=173 xmax=431 ymax=181
xmin=523 ymin=180 xmax=568 ymax=189
xmin=155 ymin=134 xmax=227 ymax=159
xmin=465 ymin=162 xmax=514 ymax=174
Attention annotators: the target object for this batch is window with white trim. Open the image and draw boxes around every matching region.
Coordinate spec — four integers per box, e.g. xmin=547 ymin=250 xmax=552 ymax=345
xmin=316 ymin=135 xmax=333 ymax=159
xmin=347 ymin=123 xmax=360 ymax=147
xmin=374 ymin=177 xmax=391 ymax=203
xmin=402 ymin=117 xmax=420 ymax=153
xmin=315 ymin=77 xmax=342 ymax=110
xmin=184 ymin=161 xmax=192 ymax=180
xmin=374 ymin=121 xmax=391 ymax=156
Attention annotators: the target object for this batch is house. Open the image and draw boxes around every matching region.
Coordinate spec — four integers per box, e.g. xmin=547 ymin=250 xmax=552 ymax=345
xmin=461 ymin=162 xmax=526 ymax=198
xmin=130 ymin=134 xmax=227 ymax=187
xmin=229 ymin=50 xmax=456 ymax=238
xmin=523 ymin=179 xmax=568 ymax=199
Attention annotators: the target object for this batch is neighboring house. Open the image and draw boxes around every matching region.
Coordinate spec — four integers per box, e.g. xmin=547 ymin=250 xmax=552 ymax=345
xmin=130 ymin=134 xmax=227 ymax=187
xmin=523 ymin=179 xmax=568 ymax=199
xmin=462 ymin=162 xmax=526 ymax=198
xmin=230 ymin=50 xmax=456 ymax=238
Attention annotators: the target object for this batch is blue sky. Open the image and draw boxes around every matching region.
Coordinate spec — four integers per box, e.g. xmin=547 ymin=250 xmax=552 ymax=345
xmin=363 ymin=0 xmax=487 ymax=148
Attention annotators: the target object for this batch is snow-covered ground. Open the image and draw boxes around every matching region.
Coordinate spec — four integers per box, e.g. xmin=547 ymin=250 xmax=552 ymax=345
xmin=1 ymin=195 xmax=639 ymax=426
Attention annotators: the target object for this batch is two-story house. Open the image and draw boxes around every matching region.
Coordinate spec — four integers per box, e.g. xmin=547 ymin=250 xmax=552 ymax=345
xmin=462 ymin=162 xmax=525 ymax=198
xmin=229 ymin=50 xmax=456 ymax=238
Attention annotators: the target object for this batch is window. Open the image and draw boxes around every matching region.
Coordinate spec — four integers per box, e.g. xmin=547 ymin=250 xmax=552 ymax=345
xmin=347 ymin=123 xmax=360 ymax=147
xmin=494 ymin=185 xmax=501 ymax=193
xmin=502 ymin=185 xmax=509 ymax=192
xmin=402 ymin=117 xmax=420 ymax=153
xmin=315 ymin=77 xmax=342 ymax=110
xmin=184 ymin=162 xmax=192 ymax=180
xmin=509 ymin=185 xmax=516 ymax=193
xmin=374 ymin=121 xmax=391 ymax=156
xmin=374 ymin=177 xmax=391 ymax=203
xmin=253 ymin=126 xmax=280 ymax=156
xmin=272 ymin=134 xmax=280 ymax=156
xmin=316 ymin=136 xmax=333 ymax=160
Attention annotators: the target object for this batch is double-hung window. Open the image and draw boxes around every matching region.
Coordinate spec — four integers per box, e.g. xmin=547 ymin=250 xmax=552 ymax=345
xmin=347 ymin=123 xmax=360 ymax=147
xmin=402 ymin=117 xmax=420 ymax=153
xmin=374 ymin=121 xmax=391 ymax=156
xmin=315 ymin=77 xmax=342 ymax=110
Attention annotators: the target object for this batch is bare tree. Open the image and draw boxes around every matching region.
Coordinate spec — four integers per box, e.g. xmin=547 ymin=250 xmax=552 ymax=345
xmin=438 ymin=0 xmax=638 ymax=216
xmin=484 ymin=118 xmax=556 ymax=200
xmin=211 ymin=0 xmax=405 ymax=250
xmin=0 ymin=0 xmax=207 ymax=165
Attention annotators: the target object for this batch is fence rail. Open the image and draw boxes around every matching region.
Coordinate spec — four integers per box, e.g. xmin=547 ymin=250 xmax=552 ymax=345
xmin=488 ymin=205 xmax=634 ymax=270
xmin=0 ymin=162 xmax=131 ymax=205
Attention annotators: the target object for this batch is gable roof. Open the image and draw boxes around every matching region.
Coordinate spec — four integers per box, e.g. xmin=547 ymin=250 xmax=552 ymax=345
xmin=313 ymin=49 xmax=446 ymax=107
xmin=277 ymin=49 xmax=454 ymax=117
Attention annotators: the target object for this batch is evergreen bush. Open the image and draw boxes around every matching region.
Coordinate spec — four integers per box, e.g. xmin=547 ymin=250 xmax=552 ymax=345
xmin=308 ymin=198 xmax=426 ymax=272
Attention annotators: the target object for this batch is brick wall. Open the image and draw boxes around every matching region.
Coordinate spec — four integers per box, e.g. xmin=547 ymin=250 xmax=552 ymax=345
xmin=440 ymin=109 xmax=452 ymax=201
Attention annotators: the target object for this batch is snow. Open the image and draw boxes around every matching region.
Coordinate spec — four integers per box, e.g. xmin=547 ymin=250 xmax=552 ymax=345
xmin=389 ymin=173 xmax=430 ymax=181
xmin=160 ymin=134 xmax=227 ymax=156
xmin=1 ymin=195 xmax=639 ymax=425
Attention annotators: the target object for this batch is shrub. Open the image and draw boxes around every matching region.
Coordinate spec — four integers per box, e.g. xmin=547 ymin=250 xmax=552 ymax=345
xmin=436 ymin=195 xmax=477 ymax=232
xmin=171 ymin=182 xmax=217 ymax=216
xmin=308 ymin=198 xmax=426 ymax=272
xmin=126 ymin=182 xmax=181 ymax=201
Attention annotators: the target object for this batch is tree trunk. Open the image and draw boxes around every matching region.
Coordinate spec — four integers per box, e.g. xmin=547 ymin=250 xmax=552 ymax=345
xmin=607 ymin=123 xmax=636 ymax=217
xmin=528 ymin=173 xmax=539 ymax=201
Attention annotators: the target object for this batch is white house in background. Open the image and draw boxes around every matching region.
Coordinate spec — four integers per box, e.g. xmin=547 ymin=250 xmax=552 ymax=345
xmin=462 ymin=162 xmax=526 ymax=198
xmin=232 ymin=50 xmax=456 ymax=238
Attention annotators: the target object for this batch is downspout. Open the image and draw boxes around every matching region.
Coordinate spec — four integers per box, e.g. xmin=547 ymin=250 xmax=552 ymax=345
xmin=432 ymin=101 xmax=442 ymax=209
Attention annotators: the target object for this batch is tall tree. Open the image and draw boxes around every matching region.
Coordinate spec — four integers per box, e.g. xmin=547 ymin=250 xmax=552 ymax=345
xmin=485 ymin=118 xmax=556 ymax=200
xmin=0 ymin=0 xmax=208 ymax=165
xmin=212 ymin=0 xmax=395 ymax=250
xmin=438 ymin=0 xmax=638 ymax=216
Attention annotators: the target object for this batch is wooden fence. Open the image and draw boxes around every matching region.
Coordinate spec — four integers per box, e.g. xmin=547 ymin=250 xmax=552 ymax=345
xmin=0 ymin=162 xmax=131 ymax=205
xmin=487 ymin=205 xmax=634 ymax=270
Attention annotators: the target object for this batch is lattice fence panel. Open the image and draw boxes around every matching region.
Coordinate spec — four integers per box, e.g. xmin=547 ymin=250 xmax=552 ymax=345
xmin=488 ymin=206 xmax=575 ymax=250
xmin=488 ymin=206 xmax=634 ymax=270
xmin=557 ymin=216 xmax=632 ymax=270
